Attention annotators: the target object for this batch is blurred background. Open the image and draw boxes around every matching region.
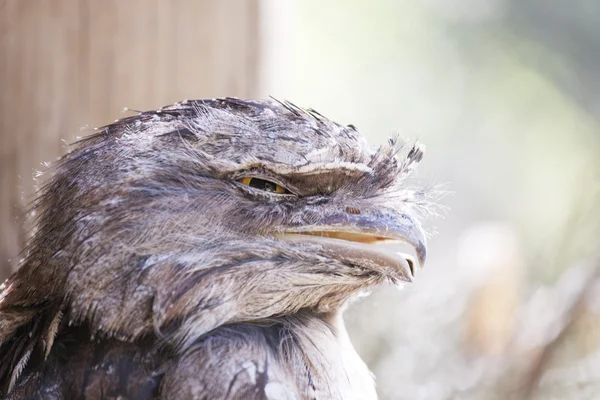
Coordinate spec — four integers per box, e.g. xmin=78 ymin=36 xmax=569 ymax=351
xmin=1 ymin=1 xmax=599 ymax=398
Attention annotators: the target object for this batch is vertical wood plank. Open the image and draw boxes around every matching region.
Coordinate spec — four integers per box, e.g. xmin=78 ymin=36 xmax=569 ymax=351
xmin=0 ymin=0 xmax=262 ymax=279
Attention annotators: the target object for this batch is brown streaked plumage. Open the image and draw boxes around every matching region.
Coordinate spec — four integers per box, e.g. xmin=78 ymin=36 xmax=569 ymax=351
xmin=0 ymin=98 xmax=433 ymax=399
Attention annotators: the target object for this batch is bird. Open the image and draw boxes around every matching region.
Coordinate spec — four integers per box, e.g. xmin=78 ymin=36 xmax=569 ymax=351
xmin=0 ymin=98 xmax=430 ymax=399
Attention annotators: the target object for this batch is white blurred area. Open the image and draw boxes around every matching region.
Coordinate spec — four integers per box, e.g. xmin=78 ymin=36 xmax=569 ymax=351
xmin=260 ymin=1 xmax=600 ymax=398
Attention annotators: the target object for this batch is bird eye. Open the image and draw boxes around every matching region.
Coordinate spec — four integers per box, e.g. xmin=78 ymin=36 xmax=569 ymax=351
xmin=239 ymin=177 xmax=290 ymax=194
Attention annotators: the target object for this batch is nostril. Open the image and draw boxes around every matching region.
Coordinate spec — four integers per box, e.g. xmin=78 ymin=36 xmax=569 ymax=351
xmin=345 ymin=207 xmax=361 ymax=215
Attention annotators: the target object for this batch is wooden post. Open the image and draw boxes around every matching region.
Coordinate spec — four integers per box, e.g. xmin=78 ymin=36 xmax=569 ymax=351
xmin=0 ymin=0 xmax=262 ymax=279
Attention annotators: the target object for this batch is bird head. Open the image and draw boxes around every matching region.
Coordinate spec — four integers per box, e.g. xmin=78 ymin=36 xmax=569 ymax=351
xmin=1 ymin=98 xmax=432 ymax=349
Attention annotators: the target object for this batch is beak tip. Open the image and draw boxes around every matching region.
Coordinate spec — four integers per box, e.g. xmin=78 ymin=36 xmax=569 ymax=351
xmin=406 ymin=257 xmax=416 ymax=279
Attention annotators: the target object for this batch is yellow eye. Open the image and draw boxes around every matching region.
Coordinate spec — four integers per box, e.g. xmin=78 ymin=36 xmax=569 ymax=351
xmin=239 ymin=177 xmax=289 ymax=194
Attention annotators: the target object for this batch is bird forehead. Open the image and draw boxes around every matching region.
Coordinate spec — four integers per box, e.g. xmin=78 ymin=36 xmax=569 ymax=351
xmin=108 ymin=98 xmax=375 ymax=169
xmin=186 ymin=100 xmax=373 ymax=166
xmin=194 ymin=133 xmax=373 ymax=172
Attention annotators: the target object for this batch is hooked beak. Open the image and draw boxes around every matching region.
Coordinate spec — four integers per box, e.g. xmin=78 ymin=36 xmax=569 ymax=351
xmin=276 ymin=211 xmax=426 ymax=282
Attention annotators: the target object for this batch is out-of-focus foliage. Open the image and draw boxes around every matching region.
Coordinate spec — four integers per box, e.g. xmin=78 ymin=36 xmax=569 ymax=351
xmin=283 ymin=0 xmax=600 ymax=398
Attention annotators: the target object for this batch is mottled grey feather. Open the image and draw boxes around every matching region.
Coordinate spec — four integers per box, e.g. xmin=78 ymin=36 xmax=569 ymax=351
xmin=0 ymin=98 xmax=432 ymax=399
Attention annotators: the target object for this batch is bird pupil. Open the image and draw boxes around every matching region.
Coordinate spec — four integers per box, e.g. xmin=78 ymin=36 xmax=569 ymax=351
xmin=249 ymin=178 xmax=277 ymax=192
